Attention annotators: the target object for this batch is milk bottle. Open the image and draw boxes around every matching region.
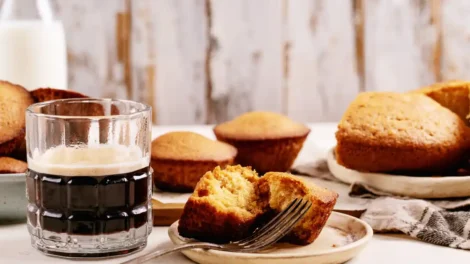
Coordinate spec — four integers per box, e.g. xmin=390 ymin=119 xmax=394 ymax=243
xmin=0 ymin=0 xmax=67 ymax=90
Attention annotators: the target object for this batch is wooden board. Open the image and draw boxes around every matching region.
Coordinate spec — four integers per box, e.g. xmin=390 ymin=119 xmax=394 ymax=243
xmin=151 ymin=199 xmax=363 ymax=226
xmin=152 ymin=199 xmax=184 ymax=226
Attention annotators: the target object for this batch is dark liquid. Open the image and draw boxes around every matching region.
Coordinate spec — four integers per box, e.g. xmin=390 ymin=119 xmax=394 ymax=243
xmin=26 ymin=166 xmax=150 ymax=235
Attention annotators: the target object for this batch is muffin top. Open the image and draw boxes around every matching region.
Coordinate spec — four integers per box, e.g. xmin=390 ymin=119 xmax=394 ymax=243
xmin=409 ymin=80 xmax=470 ymax=122
xmin=151 ymin=131 xmax=237 ymax=161
xmin=30 ymin=87 xmax=88 ymax=102
xmin=410 ymin=80 xmax=470 ymax=94
xmin=213 ymin=111 xmax=310 ymax=140
xmin=0 ymin=81 xmax=34 ymax=144
xmin=336 ymin=91 xmax=470 ymax=148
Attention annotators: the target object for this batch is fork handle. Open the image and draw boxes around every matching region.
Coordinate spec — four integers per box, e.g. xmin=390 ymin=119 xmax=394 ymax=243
xmin=120 ymin=242 xmax=224 ymax=264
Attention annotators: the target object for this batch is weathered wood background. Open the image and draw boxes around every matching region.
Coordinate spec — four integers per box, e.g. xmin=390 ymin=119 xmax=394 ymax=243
xmin=35 ymin=0 xmax=470 ymax=124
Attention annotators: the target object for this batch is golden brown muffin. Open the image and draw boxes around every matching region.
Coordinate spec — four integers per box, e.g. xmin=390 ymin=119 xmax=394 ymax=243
xmin=8 ymin=135 xmax=27 ymax=161
xmin=29 ymin=88 xmax=117 ymax=146
xmin=0 ymin=81 xmax=34 ymax=156
xmin=151 ymin=131 xmax=237 ymax=192
xmin=0 ymin=129 xmax=25 ymax=156
xmin=178 ymin=165 xmax=262 ymax=243
xmin=336 ymin=91 xmax=470 ymax=173
xmin=30 ymin=87 xmax=88 ymax=102
xmin=257 ymin=172 xmax=338 ymax=245
xmin=0 ymin=81 xmax=33 ymax=144
xmin=411 ymin=80 xmax=470 ymax=123
xmin=178 ymin=165 xmax=338 ymax=245
xmin=0 ymin=157 xmax=28 ymax=173
xmin=213 ymin=111 xmax=310 ymax=173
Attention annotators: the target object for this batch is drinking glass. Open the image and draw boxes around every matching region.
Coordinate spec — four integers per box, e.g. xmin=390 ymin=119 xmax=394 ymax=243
xmin=25 ymin=98 xmax=152 ymax=258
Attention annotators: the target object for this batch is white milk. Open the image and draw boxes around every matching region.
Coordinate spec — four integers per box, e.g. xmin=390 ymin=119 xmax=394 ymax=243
xmin=0 ymin=20 xmax=67 ymax=90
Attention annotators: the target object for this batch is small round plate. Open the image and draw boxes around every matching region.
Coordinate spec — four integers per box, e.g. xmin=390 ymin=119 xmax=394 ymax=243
xmin=168 ymin=212 xmax=372 ymax=264
xmin=0 ymin=172 xmax=25 ymax=182
xmin=327 ymin=148 xmax=470 ymax=199
xmin=0 ymin=172 xmax=27 ymax=222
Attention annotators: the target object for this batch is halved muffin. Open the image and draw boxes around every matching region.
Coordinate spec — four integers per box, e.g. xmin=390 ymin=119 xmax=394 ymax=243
xmin=257 ymin=172 xmax=338 ymax=245
xmin=178 ymin=165 xmax=338 ymax=245
xmin=151 ymin=131 xmax=237 ymax=192
xmin=213 ymin=111 xmax=310 ymax=173
xmin=336 ymin=91 xmax=470 ymax=173
xmin=178 ymin=165 xmax=262 ymax=243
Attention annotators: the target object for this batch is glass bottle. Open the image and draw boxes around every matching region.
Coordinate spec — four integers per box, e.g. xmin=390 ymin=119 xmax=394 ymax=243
xmin=0 ymin=0 xmax=67 ymax=90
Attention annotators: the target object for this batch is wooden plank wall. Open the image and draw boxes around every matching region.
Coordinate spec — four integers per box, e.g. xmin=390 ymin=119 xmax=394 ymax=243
xmin=40 ymin=0 xmax=470 ymax=124
xmin=285 ymin=0 xmax=359 ymax=122
xmin=363 ymin=0 xmax=440 ymax=92
xmin=208 ymin=0 xmax=284 ymax=123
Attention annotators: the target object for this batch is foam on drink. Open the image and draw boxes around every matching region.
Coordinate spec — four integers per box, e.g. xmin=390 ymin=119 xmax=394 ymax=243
xmin=28 ymin=144 xmax=149 ymax=176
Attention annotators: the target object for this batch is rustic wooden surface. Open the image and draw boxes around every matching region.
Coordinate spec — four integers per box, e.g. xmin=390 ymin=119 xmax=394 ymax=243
xmin=10 ymin=0 xmax=470 ymax=124
xmin=363 ymin=0 xmax=440 ymax=92
xmin=285 ymin=0 xmax=360 ymax=122
xmin=52 ymin=0 xmax=127 ymax=99
xmin=132 ymin=0 xmax=208 ymax=125
xmin=440 ymin=0 xmax=470 ymax=81
xmin=207 ymin=0 xmax=283 ymax=123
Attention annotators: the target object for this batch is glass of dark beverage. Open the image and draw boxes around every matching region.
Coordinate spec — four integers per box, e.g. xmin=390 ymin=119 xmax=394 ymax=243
xmin=25 ymin=98 xmax=152 ymax=258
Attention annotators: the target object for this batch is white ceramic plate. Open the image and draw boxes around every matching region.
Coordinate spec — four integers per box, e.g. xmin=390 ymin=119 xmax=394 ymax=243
xmin=327 ymin=147 xmax=470 ymax=199
xmin=168 ymin=212 xmax=372 ymax=264
xmin=0 ymin=172 xmax=27 ymax=222
xmin=0 ymin=172 xmax=25 ymax=182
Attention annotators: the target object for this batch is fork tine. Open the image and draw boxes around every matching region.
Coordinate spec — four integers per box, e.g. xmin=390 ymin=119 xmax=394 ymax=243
xmin=234 ymin=198 xmax=302 ymax=246
xmin=241 ymin=200 xmax=312 ymax=252
xmin=240 ymin=201 xmax=311 ymax=252
xmin=235 ymin=198 xmax=301 ymax=244
xmin=244 ymin=201 xmax=312 ymax=251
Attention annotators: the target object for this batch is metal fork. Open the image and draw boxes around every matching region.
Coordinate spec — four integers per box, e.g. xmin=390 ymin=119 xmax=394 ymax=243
xmin=120 ymin=198 xmax=312 ymax=264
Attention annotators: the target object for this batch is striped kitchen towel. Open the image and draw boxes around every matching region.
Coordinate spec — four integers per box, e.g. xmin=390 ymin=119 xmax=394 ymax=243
xmin=362 ymin=197 xmax=470 ymax=250
xmin=292 ymin=159 xmax=470 ymax=250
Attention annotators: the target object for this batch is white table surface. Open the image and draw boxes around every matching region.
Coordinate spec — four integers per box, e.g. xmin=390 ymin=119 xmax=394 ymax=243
xmin=1 ymin=123 xmax=469 ymax=263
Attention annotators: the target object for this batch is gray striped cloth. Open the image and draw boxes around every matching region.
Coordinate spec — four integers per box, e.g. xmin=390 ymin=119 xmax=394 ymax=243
xmin=293 ymin=160 xmax=470 ymax=250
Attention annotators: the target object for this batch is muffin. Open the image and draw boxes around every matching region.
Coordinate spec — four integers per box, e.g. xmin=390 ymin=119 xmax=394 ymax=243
xmin=213 ymin=111 xmax=310 ymax=173
xmin=0 ymin=81 xmax=34 ymax=156
xmin=258 ymin=172 xmax=338 ymax=245
xmin=30 ymin=88 xmax=117 ymax=146
xmin=178 ymin=165 xmax=262 ymax=243
xmin=0 ymin=130 xmax=25 ymax=157
xmin=411 ymin=80 xmax=470 ymax=123
xmin=151 ymin=131 xmax=237 ymax=192
xmin=30 ymin=87 xmax=88 ymax=102
xmin=336 ymin=91 xmax=470 ymax=173
xmin=0 ymin=157 xmax=27 ymax=173
xmin=178 ymin=165 xmax=338 ymax=245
